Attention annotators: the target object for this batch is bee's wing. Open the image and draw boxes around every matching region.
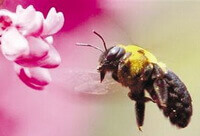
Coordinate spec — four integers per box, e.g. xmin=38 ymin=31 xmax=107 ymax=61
xmin=53 ymin=69 xmax=121 ymax=95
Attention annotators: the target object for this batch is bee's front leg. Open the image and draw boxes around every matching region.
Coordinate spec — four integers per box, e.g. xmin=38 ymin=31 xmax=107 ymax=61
xmin=131 ymin=63 xmax=156 ymax=103
xmin=112 ymin=71 xmax=119 ymax=82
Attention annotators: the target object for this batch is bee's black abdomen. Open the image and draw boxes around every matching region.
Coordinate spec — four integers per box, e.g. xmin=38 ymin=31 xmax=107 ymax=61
xmin=163 ymin=71 xmax=192 ymax=128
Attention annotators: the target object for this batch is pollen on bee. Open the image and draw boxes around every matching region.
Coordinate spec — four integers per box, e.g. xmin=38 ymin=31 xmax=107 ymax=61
xmin=137 ymin=49 xmax=145 ymax=55
xmin=155 ymin=86 xmax=159 ymax=90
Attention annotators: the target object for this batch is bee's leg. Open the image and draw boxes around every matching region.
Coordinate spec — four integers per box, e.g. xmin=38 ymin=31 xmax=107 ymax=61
xmin=128 ymin=92 xmax=155 ymax=103
xmin=153 ymin=79 xmax=168 ymax=108
xmin=112 ymin=71 xmax=119 ymax=82
xmin=129 ymin=91 xmax=145 ymax=131
xmin=136 ymin=101 xmax=145 ymax=131
xmin=140 ymin=63 xmax=154 ymax=81
xmin=151 ymin=64 xmax=168 ymax=108
xmin=151 ymin=63 xmax=165 ymax=79
xmin=137 ymin=63 xmax=156 ymax=103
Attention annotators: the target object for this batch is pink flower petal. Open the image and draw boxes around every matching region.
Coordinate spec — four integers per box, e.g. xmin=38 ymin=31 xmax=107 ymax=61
xmin=42 ymin=7 xmax=64 ymax=36
xmin=1 ymin=27 xmax=29 ymax=61
xmin=0 ymin=10 xmax=16 ymax=34
xmin=0 ymin=9 xmax=17 ymax=22
xmin=15 ymin=64 xmax=51 ymax=90
xmin=15 ymin=5 xmax=44 ymax=36
xmin=41 ymin=45 xmax=61 ymax=68
xmin=15 ymin=36 xmax=49 ymax=67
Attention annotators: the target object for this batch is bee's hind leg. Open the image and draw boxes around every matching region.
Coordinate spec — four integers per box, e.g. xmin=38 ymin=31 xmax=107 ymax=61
xmin=151 ymin=64 xmax=168 ymax=108
xmin=153 ymin=79 xmax=168 ymax=108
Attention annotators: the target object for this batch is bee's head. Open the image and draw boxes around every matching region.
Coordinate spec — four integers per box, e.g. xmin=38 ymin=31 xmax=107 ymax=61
xmin=76 ymin=31 xmax=125 ymax=82
xmin=98 ymin=46 xmax=125 ymax=82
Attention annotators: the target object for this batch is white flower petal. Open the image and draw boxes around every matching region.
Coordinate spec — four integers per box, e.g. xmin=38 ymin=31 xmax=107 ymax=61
xmin=15 ymin=36 xmax=49 ymax=67
xmin=41 ymin=45 xmax=61 ymax=68
xmin=45 ymin=36 xmax=54 ymax=44
xmin=26 ymin=36 xmax=49 ymax=58
xmin=42 ymin=7 xmax=64 ymax=36
xmin=15 ymin=5 xmax=44 ymax=36
xmin=16 ymin=5 xmax=24 ymax=14
xmin=27 ymin=67 xmax=52 ymax=85
xmin=1 ymin=27 xmax=29 ymax=61
xmin=16 ymin=5 xmax=36 ymax=24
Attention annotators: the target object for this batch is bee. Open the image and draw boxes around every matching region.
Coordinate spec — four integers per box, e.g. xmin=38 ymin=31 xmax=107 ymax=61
xmin=76 ymin=31 xmax=193 ymax=131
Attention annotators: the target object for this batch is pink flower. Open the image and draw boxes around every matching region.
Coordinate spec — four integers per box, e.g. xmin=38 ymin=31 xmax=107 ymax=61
xmin=0 ymin=5 xmax=64 ymax=90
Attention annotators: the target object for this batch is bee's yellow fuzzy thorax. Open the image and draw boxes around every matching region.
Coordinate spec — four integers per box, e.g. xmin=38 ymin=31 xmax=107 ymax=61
xmin=118 ymin=44 xmax=158 ymax=76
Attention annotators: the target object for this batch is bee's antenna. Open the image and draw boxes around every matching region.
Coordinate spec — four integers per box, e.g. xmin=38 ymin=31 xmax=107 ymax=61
xmin=93 ymin=30 xmax=108 ymax=51
xmin=76 ymin=43 xmax=104 ymax=53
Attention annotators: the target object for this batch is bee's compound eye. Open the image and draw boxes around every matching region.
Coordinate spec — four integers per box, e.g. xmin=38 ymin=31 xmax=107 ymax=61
xmin=107 ymin=46 xmax=120 ymax=61
xmin=116 ymin=48 xmax=125 ymax=59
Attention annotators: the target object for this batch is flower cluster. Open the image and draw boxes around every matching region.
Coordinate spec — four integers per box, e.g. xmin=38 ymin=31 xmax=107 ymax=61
xmin=0 ymin=5 xmax=64 ymax=90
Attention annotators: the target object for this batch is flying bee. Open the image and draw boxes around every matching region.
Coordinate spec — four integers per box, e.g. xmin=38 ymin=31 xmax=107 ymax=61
xmin=76 ymin=31 xmax=193 ymax=131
